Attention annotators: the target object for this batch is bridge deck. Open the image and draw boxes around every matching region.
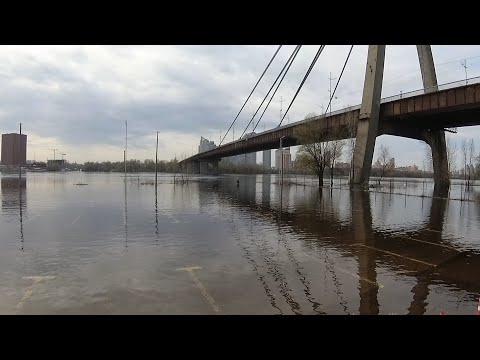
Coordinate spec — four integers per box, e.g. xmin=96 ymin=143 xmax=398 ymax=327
xmin=181 ymin=78 xmax=480 ymax=164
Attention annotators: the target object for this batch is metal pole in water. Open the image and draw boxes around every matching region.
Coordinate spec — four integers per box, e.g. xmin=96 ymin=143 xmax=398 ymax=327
xmin=280 ymin=136 xmax=285 ymax=186
xmin=19 ymin=123 xmax=22 ymax=187
xmin=155 ymin=131 xmax=159 ymax=188
xmin=125 ymin=120 xmax=127 ymax=180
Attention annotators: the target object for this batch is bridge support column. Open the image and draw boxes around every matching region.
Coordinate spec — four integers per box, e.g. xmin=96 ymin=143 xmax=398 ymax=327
xmin=211 ymin=160 xmax=219 ymax=175
xmin=352 ymin=45 xmax=386 ymax=187
xmin=423 ymin=130 xmax=450 ymax=197
xmin=199 ymin=160 xmax=219 ymax=175
xmin=199 ymin=161 xmax=208 ymax=174
xmin=417 ymin=45 xmax=450 ymax=196
xmin=185 ymin=161 xmax=199 ymax=174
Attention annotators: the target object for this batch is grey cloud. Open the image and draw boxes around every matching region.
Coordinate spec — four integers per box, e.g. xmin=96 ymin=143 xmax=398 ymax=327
xmin=0 ymin=45 xmax=479 ymax=166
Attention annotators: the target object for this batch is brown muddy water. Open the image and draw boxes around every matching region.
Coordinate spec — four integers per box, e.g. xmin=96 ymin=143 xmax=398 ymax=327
xmin=1 ymin=172 xmax=479 ymax=315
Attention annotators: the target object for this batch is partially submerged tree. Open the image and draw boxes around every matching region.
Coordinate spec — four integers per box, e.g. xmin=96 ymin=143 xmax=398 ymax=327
xmin=294 ymin=112 xmax=345 ymax=187
xmin=462 ymin=138 xmax=468 ymax=186
xmin=446 ymin=136 xmax=457 ymax=179
xmin=376 ymin=144 xmax=392 ymax=185
xmin=468 ymin=138 xmax=475 ymax=188
xmin=294 ymin=113 xmax=331 ymax=187
xmin=328 ymin=137 xmax=345 ymax=187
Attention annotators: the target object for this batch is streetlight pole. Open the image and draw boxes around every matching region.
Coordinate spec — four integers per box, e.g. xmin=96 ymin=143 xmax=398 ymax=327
xmin=61 ymin=153 xmax=66 ymax=171
xmin=317 ymin=104 xmax=324 ymax=115
xmin=280 ymin=96 xmax=284 ymax=123
xmin=329 ymin=72 xmax=337 ymax=116
xmin=461 ymin=59 xmax=468 ymax=85
xmin=49 ymin=148 xmax=59 ymax=161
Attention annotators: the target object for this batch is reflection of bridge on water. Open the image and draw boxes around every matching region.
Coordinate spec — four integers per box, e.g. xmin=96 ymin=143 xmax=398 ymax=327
xmin=197 ymin=175 xmax=480 ymax=314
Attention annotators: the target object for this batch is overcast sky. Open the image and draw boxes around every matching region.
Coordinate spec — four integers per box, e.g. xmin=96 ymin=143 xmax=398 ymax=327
xmin=1 ymin=45 xmax=479 ymax=168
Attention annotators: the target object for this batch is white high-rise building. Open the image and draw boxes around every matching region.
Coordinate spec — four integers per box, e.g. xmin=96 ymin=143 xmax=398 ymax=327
xmin=224 ymin=152 xmax=256 ymax=166
xmin=222 ymin=132 xmax=257 ymax=166
xmin=198 ymin=137 xmax=216 ymax=154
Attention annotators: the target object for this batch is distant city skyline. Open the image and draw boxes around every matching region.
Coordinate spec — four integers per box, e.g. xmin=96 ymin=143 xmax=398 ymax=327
xmin=1 ymin=45 xmax=480 ymax=167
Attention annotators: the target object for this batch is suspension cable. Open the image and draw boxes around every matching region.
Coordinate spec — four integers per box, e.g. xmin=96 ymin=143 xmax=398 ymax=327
xmin=324 ymin=45 xmax=354 ymax=116
xmin=240 ymin=45 xmax=300 ymax=139
xmin=219 ymin=45 xmax=282 ymax=145
xmin=252 ymin=46 xmax=301 ymax=133
xmin=278 ymin=45 xmax=326 ymax=127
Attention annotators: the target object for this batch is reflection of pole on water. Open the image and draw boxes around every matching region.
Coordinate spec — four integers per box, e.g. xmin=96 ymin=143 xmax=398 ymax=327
xmin=237 ymin=182 xmax=300 ymax=314
xmin=230 ymin=204 xmax=283 ymax=314
xmin=124 ymin=179 xmax=128 ymax=249
xmin=276 ymin=213 xmax=325 ymax=314
xmin=261 ymin=174 xmax=271 ymax=208
xmin=155 ymin=185 xmax=159 ymax=240
xmin=323 ymin=246 xmax=349 ymax=314
xmin=19 ymin=123 xmax=22 ymax=187
xmin=279 ymin=183 xmax=283 ymax=211
xmin=19 ymin=185 xmax=24 ymax=251
xmin=155 ymin=131 xmax=159 ymax=189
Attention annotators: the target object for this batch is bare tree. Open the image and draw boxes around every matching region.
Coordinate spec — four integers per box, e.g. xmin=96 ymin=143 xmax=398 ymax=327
xmin=294 ymin=113 xmax=331 ymax=187
xmin=468 ymin=138 xmax=475 ymax=187
xmin=329 ymin=138 xmax=345 ymax=187
xmin=475 ymin=151 xmax=480 ymax=180
xmin=446 ymin=137 xmax=457 ymax=179
xmin=178 ymin=153 xmax=192 ymax=184
xmin=376 ymin=144 xmax=392 ymax=185
xmin=462 ymin=139 xmax=468 ymax=186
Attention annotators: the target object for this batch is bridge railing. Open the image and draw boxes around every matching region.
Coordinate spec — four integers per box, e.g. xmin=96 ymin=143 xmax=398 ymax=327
xmin=303 ymin=76 xmax=480 ymax=124
xmin=379 ymin=76 xmax=480 ymax=104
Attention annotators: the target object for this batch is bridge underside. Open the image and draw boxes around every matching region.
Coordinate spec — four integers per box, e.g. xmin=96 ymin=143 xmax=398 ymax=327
xmin=182 ymin=160 xmax=219 ymax=175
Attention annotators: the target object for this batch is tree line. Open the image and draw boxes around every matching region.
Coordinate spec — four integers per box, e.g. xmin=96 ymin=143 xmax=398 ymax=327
xmin=82 ymin=159 xmax=180 ymax=173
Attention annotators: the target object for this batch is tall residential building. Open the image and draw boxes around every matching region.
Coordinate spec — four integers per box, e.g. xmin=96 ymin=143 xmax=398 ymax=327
xmin=1 ymin=133 xmax=27 ymax=166
xmin=262 ymin=150 xmax=271 ymax=169
xmin=198 ymin=137 xmax=216 ymax=154
xmin=221 ymin=131 xmax=257 ymax=166
xmin=224 ymin=152 xmax=256 ymax=166
xmin=275 ymin=147 xmax=291 ymax=171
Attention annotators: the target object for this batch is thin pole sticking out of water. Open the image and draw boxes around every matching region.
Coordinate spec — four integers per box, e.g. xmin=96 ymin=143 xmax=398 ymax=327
xmin=124 ymin=120 xmax=127 ymax=181
xmin=19 ymin=123 xmax=22 ymax=187
xmin=155 ymin=131 xmax=159 ymax=188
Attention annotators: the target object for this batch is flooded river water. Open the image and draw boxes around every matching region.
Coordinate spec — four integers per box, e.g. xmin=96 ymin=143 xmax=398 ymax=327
xmin=1 ymin=172 xmax=479 ymax=314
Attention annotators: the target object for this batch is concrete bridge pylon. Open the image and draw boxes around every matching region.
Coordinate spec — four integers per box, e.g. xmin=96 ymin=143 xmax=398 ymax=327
xmin=352 ymin=45 xmax=450 ymax=195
